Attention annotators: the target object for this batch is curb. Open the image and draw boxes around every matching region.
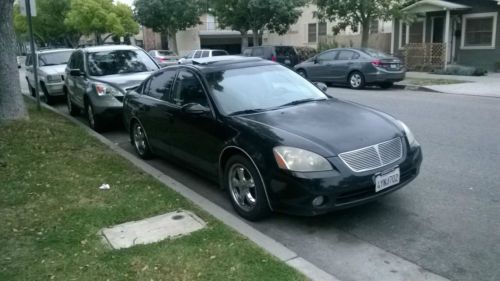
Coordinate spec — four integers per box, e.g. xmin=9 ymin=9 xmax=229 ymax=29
xmin=393 ymin=84 xmax=442 ymax=93
xmin=27 ymin=95 xmax=340 ymax=281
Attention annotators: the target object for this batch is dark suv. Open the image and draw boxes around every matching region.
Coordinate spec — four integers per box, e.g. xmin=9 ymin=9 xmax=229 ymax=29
xmin=242 ymin=45 xmax=299 ymax=67
xmin=64 ymin=45 xmax=159 ymax=131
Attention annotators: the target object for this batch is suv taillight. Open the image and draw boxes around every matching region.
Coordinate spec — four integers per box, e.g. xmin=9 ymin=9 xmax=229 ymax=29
xmin=271 ymin=55 xmax=277 ymax=62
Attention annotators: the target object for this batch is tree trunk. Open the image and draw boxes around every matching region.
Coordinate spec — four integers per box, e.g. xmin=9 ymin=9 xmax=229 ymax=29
xmin=252 ymin=28 xmax=259 ymax=46
xmin=0 ymin=0 xmax=28 ymax=121
xmin=95 ymin=32 xmax=101 ymax=45
xmin=240 ymin=30 xmax=248 ymax=52
xmin=361 ymin=20 xmax=370 ymax=48
xmin=168 ymin=30 xmax=178 ymax=53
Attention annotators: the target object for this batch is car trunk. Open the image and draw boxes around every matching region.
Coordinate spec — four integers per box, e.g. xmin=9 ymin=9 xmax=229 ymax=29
xmin=374 ymin=58 xmax=404 ymax=71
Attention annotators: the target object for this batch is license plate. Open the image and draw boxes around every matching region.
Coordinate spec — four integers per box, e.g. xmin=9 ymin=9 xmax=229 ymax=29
xmin=390 ymin=64 xmax=398 ymax=69
xmin=375 ymin=168 xmax=400 ymax=192
xmin=284 ymin=59 xmax=291 ymax=64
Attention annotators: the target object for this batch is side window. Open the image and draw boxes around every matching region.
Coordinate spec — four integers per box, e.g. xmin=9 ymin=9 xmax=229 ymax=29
xmin=25 ymin=55 xmax=32 ymax=66
xmin=337 ymin=50 xmax=355 ymax=60
xmin=212 ymin=50 xmax=227 ymax=56
xmin=201 ymin=50 xmax=210 ymax=57
xmin=317 ymin=51 xmax=337 ymax=62
xmin=171 ymin=70 xmax=208 ymax=107
xmin=74 ymin=52 xmax=84 ymax=72
xmin=193 ymin=50 xmax=202 ymax=58
xmin=242 ymin=48 xmax=252 ymax=56
xmin=145 ymin=69 xmax=177 ymax=101
xmin=184 ymin=51 xmax=194 ymax=59
xmin=352 ymin=52 xmax=360 ymax=60
xmin=67 ymin=53 xmax=76 ymax=69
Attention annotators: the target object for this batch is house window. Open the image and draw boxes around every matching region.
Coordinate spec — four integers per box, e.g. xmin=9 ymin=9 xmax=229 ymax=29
xmin=409 ymin=21 xmax=424 ymax=43
xmin=370 ymin=19 xmax=379 ymax=34
xmin=318 ymin=22 xmax=327 ymax=37
xmin=462 ymin=12 xmax=497 ymax=49
xmin=308 ymin=23 xmax=317 ymax=43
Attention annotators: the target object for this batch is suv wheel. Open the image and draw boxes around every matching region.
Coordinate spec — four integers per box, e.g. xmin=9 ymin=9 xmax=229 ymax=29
xmin=86 ymin=102 xmax=102 ymax=132
xmin=41 ymin=83 xmax=55 ymax=105
xmin=348 ymin=71 xmax=365 ymax=89
xmin=66 ymin=91 xmax=80 ymax=116
xmin=224 ymin=155 xmax=271 ymax=221
xmin=297 ymin=69 xmax=307 ymax=79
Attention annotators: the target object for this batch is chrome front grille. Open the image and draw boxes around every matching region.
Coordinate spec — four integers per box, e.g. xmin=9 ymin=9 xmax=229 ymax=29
xmin=339 ymin=138 xmax=403 ymax=172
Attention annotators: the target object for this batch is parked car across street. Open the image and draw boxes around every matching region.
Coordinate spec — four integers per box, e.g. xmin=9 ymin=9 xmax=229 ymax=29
xmin=64 ymin=45 xmax=159 ymax=131
xmin=242 ymin=45 xmax=299 ymax=67
xmin=177 ymin=49 xmax=229 ymax=64
xmin=294 ymin=48 xmax=405 ymax=89
xmin=123 ymin=56 xmax=422 ymax=221
xmin=148 ymin=49 xmax=179 ymax=67
xmin=25 ymin=48 xmax=74 ymax=104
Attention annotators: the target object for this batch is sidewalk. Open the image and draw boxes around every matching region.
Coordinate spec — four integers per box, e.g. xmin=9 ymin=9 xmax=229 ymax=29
xmin=400 ymin=72 xmax=500 ymax=98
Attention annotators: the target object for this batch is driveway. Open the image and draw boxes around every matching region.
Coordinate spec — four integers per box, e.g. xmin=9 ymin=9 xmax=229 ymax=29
xmin=19 ymin=66 xmax=500 ymax=281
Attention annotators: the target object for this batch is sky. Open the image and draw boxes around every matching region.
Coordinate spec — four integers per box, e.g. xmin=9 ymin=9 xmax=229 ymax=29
xmin=116 ymin=0 xmax=133 ymax=7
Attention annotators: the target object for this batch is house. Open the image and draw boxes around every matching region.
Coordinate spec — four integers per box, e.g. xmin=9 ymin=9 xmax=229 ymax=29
xmin=393 ymin=0 xmax=500 ymax=71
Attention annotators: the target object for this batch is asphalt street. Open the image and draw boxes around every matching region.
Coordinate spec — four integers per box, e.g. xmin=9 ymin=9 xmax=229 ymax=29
xmin=19 ymin=67 xmax=500 ymax=281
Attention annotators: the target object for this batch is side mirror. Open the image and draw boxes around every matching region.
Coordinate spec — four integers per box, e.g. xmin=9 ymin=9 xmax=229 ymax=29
xmin=313 ymin=82 xmax=328 ymax=92
xmin=69 ymin=69 xmax=83 ymax=77
xmin=313 ymin=57 xmax=318 ymax=64
xmin=182 ymin=103 xmax=210 ymax=115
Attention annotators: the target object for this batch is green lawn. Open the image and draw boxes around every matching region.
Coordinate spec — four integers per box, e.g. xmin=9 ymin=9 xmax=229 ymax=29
xmin=0 ymin=100 xmax=305 ymax=281
xmin=402 ymin=78 xmax=466 ymax=86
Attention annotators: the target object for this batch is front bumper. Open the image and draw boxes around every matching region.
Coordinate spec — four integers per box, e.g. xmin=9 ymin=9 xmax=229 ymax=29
xmin=268 ymin=145 xmax=422 ymax=216
xmin=91 ymin=95 xmax=124 ymax=119
xmin=44 ymin=81 xmax=65 ymax=96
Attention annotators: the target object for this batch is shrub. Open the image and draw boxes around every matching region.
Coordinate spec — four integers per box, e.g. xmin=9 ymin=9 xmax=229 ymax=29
xmin=431 ymin=65 xmax=487 ymax=76
xmin=295 ymin=46 xmax=317 ymax=63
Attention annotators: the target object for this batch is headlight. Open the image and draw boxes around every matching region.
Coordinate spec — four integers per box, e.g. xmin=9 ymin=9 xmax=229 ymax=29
xmin=94 ymin=83 xmax=121 ymax=96
xmin=397 ymin=120 xmax=417 ymax=146
xmin=46 ymin=75 xmax=62 ymax=83
xmin=273 ymin=146 xmax=332 ymax=172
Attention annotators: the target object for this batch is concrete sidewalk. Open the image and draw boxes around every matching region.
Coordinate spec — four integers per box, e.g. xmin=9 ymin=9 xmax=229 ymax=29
xmin=402 ymin=72 xmax=500 ymax=98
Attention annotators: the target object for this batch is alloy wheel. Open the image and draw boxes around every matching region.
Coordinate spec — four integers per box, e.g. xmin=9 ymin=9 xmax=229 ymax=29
xmin=133 ymin=123 xmax=147 ymax=156
xmin=350 ymin=73 xmax=362 ymax=88
xmin=228 ymin=164 xmax=257 ymax=212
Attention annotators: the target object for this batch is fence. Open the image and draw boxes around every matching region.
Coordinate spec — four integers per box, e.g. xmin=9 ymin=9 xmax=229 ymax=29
xmin=401 ymin=43 xmax=446 ymax=71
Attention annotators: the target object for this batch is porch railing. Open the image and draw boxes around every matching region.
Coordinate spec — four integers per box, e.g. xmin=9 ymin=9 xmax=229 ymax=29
xmin=401 ymin=43 xmax=446 ymax=71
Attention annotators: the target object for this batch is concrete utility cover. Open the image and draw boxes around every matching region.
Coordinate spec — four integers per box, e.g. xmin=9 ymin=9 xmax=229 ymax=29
xmin=101 ymin=210 xmax=206 ymax=249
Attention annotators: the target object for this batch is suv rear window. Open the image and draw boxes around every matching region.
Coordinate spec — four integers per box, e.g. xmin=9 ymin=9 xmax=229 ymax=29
xmin=275 ymin=46 xmax=296 ymax=56
xmin=212 ymin=50 xmax=228 ymax=56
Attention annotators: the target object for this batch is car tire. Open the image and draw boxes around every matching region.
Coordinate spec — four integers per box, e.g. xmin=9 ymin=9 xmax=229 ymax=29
xmin=131 ymin=120 xmax=152 ymax=159
xmin=85 ymin=101 xmax=103 ymax=132
xmin=379 ymin=82 xmax=394 ymax=89
xmin=66 ymin=90 xmax=80 ymax=116
xmin=297 ymin=69 xmax=307 ymax=79
xmin=224 ymin=155 xmax=271 ymax=221
xmin=348 ymin=71 xmax=365 ymax=89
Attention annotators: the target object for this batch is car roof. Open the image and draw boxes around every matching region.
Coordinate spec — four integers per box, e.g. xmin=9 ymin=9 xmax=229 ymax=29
xmin=79 ymin=45 xmax=141 ymax=53
xmin=36 ymin=48 xmax=74 ymax=54
xmin=185 ymin=56 xmax=275 ymax=73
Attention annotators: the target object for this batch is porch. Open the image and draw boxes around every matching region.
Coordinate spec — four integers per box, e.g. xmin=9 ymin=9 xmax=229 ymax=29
xmin=393 ymin=0 xmax=471 ymax=70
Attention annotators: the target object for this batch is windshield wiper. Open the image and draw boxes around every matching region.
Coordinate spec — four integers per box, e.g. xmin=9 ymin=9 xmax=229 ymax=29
xmin=228 ymin=108 xmax=267 ymax=116
xmin=278 ymin=98 xmax=323 ymax=108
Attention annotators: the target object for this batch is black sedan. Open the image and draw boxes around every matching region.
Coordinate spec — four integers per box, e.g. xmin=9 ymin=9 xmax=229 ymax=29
xmin=123 ymin=56 xmax=422 ymax=220
xmin=294 ymin=48 xmax=405 ymax=89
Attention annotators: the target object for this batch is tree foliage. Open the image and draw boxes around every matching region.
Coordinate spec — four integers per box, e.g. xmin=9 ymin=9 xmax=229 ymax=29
xmin=13 ymin=0 xmax=80 ymax=47
xmin=213 ymin=0 xmax=306 ymax=47
xmin=315 ymin=0 xmax=408 ymax=47
xmin=134 ymin=0 xmax=203 ymax=52
xmin=65 ymin=0 xmax=138 ymax=44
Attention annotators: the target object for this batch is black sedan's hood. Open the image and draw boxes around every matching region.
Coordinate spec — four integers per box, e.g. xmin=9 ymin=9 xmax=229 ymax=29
xmin=90 ymin=72 xmax=153 ymax=92
xmin=238 ymin=99 xmax=402 ymax=156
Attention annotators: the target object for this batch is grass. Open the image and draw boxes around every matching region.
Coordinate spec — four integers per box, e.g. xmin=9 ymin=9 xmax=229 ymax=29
xmin=402 ymin=78 xmax=467 ymax=86
xmin=0 ymin=100 xmax=305 ymax=281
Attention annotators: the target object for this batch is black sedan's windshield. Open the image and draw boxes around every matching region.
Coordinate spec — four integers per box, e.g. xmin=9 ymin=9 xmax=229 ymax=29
xmin=39 ymin=51 xmax=73 ymax=66
xmin=87 ymin=49 xmax=158 ymax=76
xmin=206 ymin=65 xmax=328 ymax=115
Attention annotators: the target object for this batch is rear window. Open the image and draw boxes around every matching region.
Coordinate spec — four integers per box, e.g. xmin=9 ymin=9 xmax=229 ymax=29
xmin=39 ymin=51 xmax=73 ymax=66
xmin=158 ymin=50 xmax=175 ymax=56
xmin=275 ymin=46 xmax=296 ymax=56
xmin=362 ymin=48 xmax=391 ymax=58
xmin=212 ymin=50 xmax=228 ymax=56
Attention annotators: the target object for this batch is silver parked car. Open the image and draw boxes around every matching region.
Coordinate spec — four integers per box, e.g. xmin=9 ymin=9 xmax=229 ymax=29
xmin=64 ymin=45 xmax=159 ymax=131
xmin=294 ymin=48 xmax=405 ymax=89
xmin=25 ymin=48 xmax=74 ymax=104
xmin=178 ymin=49 xmax=229 ymax=64
xmin=148 ymin=50 xmax=179 ymax=67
